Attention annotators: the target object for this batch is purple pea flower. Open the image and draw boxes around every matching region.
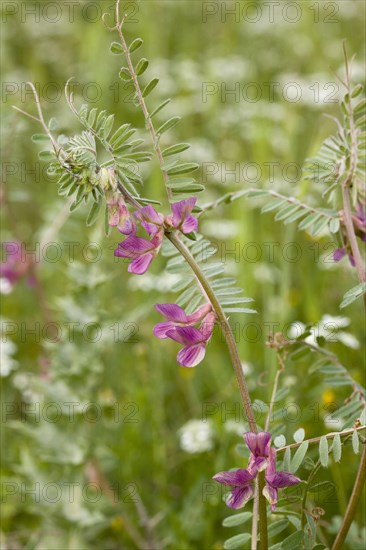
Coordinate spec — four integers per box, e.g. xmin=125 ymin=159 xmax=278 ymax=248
xmin=163 ymin=311 xmax=216 ymax=367
xmin=333 ymin=247 xmax=355 ymax=267
xmin=213 ymin=431 xmax=302 ymax=512
xmin=106 ymin=193 xmax=135 ymax=235
xmin=245 ymin=431 xmax=272 ymax=472
xmin=114 ymin=231 xmax=163 ymax=275
xmin=133 ymin=205 xmax=164 ymax=236
xmin=165 ymin=197 xmax=198 ymax=234
xmin=263 ymin=448 xmax=301 ymax=511
xmin=153 ymin=303 xmax=212 ymax=339
xmin=212 ymin=467 xmax=256 ymax=509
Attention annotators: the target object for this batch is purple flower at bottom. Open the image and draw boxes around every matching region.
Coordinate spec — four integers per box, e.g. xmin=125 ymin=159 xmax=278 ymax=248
xmin=245 ymin=431 xmax=272 ymax=472
xmin=114 ymin=231 xmax=163 ymax=275
xmin=165 ymin=197 xmax=198 ymax=234
xmin=212 ymin=468 xmax=256 ymax=509
xmin=263 ymin=448 xmax=301 ymax=511
xmin=164 ymin=312 xmax=216 ymax=367
xmin=153 ymin=303 xmax=212 ymax=339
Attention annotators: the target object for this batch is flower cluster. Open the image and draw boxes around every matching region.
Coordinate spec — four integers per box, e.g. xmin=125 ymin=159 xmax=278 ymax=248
xmin=113 ymin=197 xmax=198 ymax=275
xmin=213 ymin=432 xmax=301 ymax=511
xmin=154 ymin=303 xmax=216 ymax=367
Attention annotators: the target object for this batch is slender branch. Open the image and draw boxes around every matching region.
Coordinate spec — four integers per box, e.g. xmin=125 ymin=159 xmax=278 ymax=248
xmin=331 ymin=48 xmax=366 ymax=550
xmin=276 ymin=426 xmax=366 ymax=454
xmin=166 ymin=232 xmax=257 ymax=431
xmin=257 ymin=471 xmax=268 ymax=550
xmin=332 ymin=442 xmax=366 ymax=550
xmin=265 ymin=352 xmax=285 ymax=432
xmin=115 ymin=1 xmax=172 ymax=203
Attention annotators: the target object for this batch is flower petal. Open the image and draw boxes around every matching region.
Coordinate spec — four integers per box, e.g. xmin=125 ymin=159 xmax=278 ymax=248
xmin=262 ymin=484 xmax=278 ymax=512
xmin=171 ymin=197 xmax=197 ymax=228
xmin=181 ymin=215 xmax=198 ymax=234
xmin=128 ymin=254 xmax=154 ymax=275
xmin=115 ymin=236 xmax=153 ymax=259
xmin=134 ymin=205 xmax=163 ymax=236
xmin=213 ymin=468 xmax=256 ymax=487
xmin=227 ymin=485 xmax=254 ymax=509
xmin=266 ymin=472 xmax=301 ymax=489
xmin=155 ymin=303 xmax=188 ymax=322
xmin=166 ymin=326 xmax=203 ymax=346
xmin=333 ymin=247 xmax=346 ymax=262
xmin=177 ymin=343 xmax=206 ymax=367
xmin=185 ymin=304 xmax=212 ymax=324
xmin=245 ymin=431 xmax=271 ymax=458
xmin=153 ymin=321 xmax=176 ymax=339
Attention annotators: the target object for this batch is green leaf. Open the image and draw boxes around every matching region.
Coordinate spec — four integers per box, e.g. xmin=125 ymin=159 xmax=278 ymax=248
xmin=224 ymin=533 xmax=251 ymax=549
xmin=136 ymin=58 xmax=149 ymax=75
xmin=103 ymin=114 xmax=115 ymax=140
xmin=283 ymin=447 xmax=291 ymax=471
xmin=223 ymin=307 xmax=257 ymax=314
xmin=290 ymin=441 xmax=309 ymax=473
xmin=268 ymin=519 xmax=289 ymax=538
xmin=332 ymin=434 xmax=342 ymax=463
xmin=329 ymin=217 xmax=340 ymax=233
xmin=129 ymin=38 xmax=143 ymax=53
xmin=119 ymin=67 xmax=131 ymax=81
xmin=48 ymin=117 xmax=58 ymax=131
xmin=150 ymin=98 xmax=171 ymax=118
xmin=281 ymin=530 xmax=304 ymax=549
xmin=162 ymin=143 xmax=190 ymax=157
xmin=340 ymin=282 xmax=366 ymax=308
xmin=38 ymin=150 xmax=55 ymax=162
xmin=31 ymin=133 xmax=50 ymax=143
xmin=274 ymin=435 xmax=286 ymax=448
xmin=319 ymin=436 xmax=329 ymax=467
xmin=167 ymin=163 xmax=199 ymax=175
xmin=167 ymin=182 xmax=205 ymax=193
xmin=86 ymin=200 xmax=102 ymax=226
xmin=110 ymin=41 xmax=124 ymax=54
xmin=222 ymin=512 xmax=252 ymax=528
xmin=142 ymin=78 xmax=159 ymax=98
xmin=87 ymin=108 xmax=97 ymax=127
xmin=351 ymin=84 xmax=363 ymax=98
xmin=275 ymin=204 xmax=301 ymax=221
xmin=293 ymin=428 xmax=305 ymax=443
xmin=352 ymin=430 xmax=360 ymax=454
xmin=157 ymin=116 xmax=181 ymax=135
xmin=261 ymin=198 xmax=287 ymax=213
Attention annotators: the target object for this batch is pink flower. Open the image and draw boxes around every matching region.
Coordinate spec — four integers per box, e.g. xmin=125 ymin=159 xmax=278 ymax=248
xmin=212 ymin=467 xmax=256 ymax=509
xmin=245 ymin=432 xmax=272 ymax=472
xmin=107 ymin=193 xmax=135 ymax=235
xmin=263 ymin=448 xmax=301 ymax=511
xmin=165 ymin=197 xmax=198 ymax=234
xmin=133 ymin=205 xmax=164 ymax=236
xmin=153 ymin=303 xmax=212 ymax=339
xmin=114 ymin=231 xmax=163 ymax=275
xmin=164 ymin=312 xmax=216 ymax=367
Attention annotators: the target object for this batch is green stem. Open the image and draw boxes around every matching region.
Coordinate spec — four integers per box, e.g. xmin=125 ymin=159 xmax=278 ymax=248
xmin=115 ymin=1 xmax=172 ymax=203
xmin=331 ymin=50 xmax=366 ymax=550
xmin=258 ymin=471 xmax=268 ymax=550
xmin=166 ymin=232 xmax=257 ymax=432
xmin=332 ymin=443 xmax=366 ymax=550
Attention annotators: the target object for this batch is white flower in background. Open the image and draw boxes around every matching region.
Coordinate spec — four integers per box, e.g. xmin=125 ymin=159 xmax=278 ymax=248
xmin=288 ymin=315 xmax=359 ymax=349
xmin=178 ymin=419 xmax=214 ymax=454
xmin=0 ymin=278 xmax=13 ymax=295
xmin=224 ymin=420 xmax=246 ymax=437
xmin=0 ymin=340 xmax=18 ymax=377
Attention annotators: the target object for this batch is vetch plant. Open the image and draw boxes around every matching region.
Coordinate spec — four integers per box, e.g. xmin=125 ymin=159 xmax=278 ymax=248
xmin=13 ymin=3 xmax=365 ymax=548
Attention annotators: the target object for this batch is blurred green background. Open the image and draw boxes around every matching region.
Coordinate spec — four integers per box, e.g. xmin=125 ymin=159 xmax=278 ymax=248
xmin=1 ymin=1 xmax=365 ymax=548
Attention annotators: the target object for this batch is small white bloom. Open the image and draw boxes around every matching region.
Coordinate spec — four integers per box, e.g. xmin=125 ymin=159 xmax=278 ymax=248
xmin=178 ymin=419 xmax=214 ymax=454
xmin=224 ymin=420 xmax=246 ymax=437
xmin=0 ymin=278 xmax=13 ymax=295
xmin=0 ymin=340 xmax=18 ymax=377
